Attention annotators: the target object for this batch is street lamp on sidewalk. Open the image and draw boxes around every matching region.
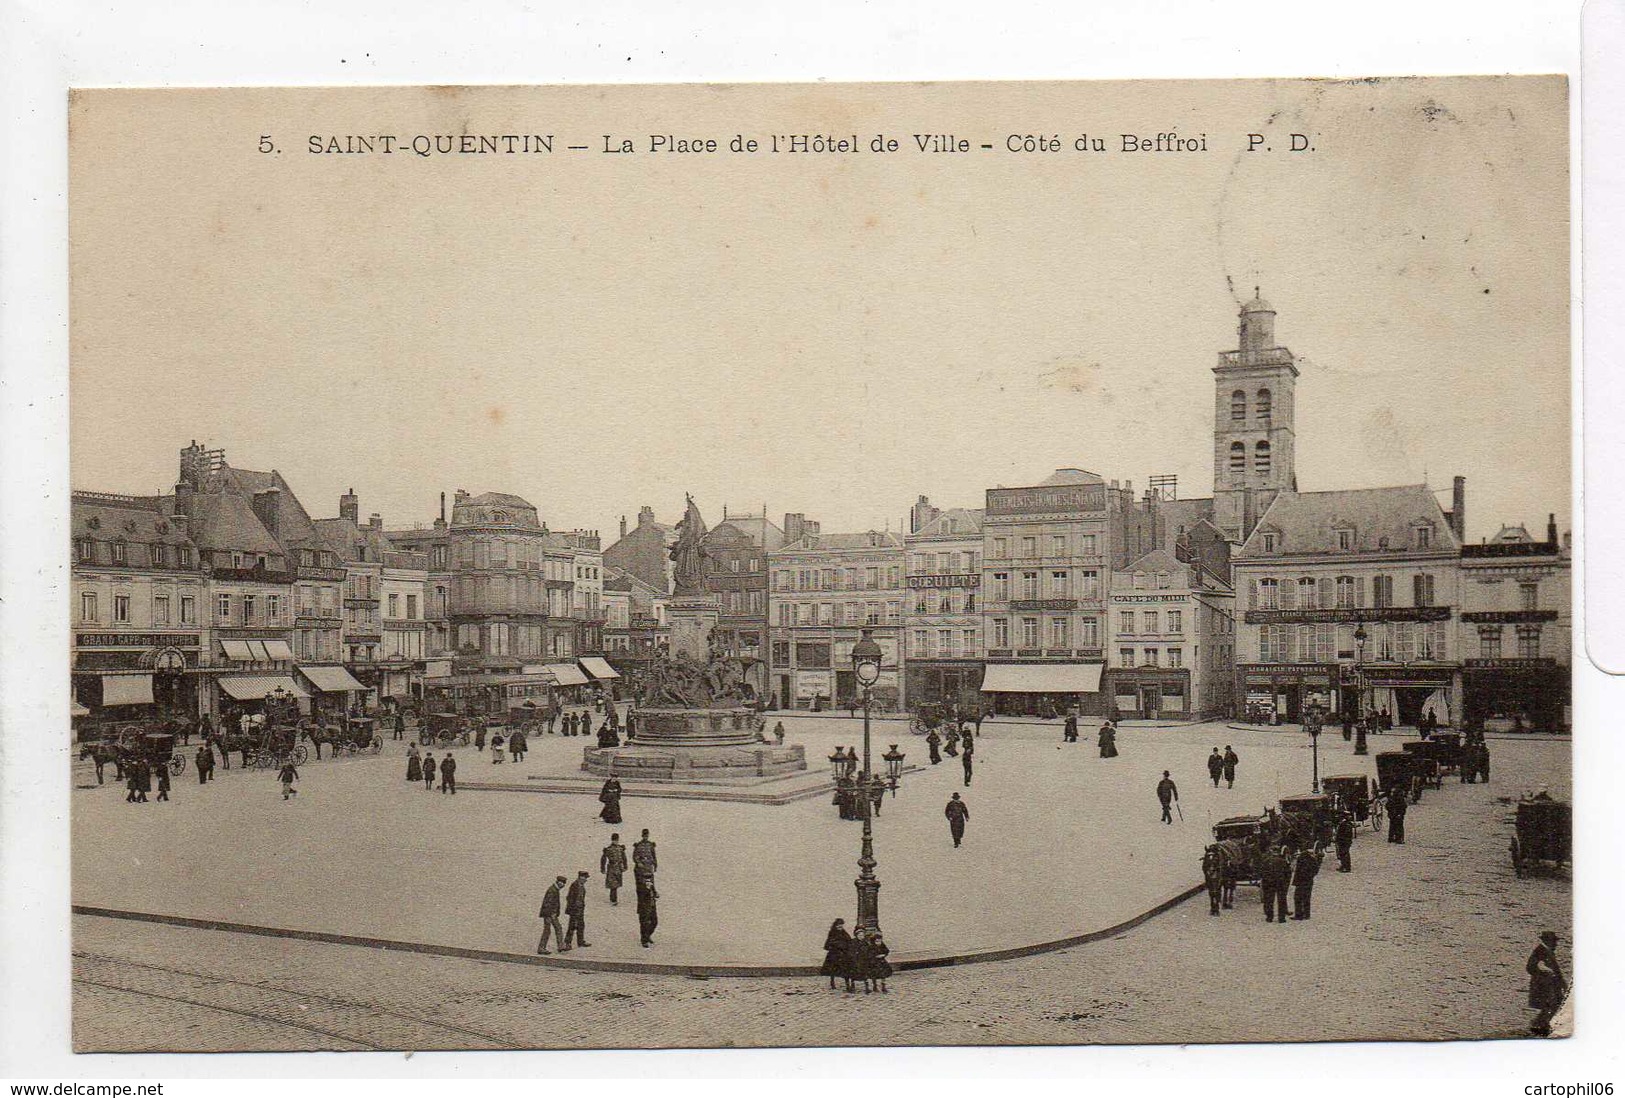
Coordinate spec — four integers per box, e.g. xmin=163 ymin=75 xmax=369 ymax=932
xmin=851 ymin=627 xmax=884 ymax=936
xmin=882 ymin=743 xmax=906 ymax=796
xmin=1353 ymin=624 xmax=1370 ymax=756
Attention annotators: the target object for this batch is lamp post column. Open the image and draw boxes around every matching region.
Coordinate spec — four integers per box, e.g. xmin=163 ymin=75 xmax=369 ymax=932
xmin=855 ymin=682 xmax=880 ymax=934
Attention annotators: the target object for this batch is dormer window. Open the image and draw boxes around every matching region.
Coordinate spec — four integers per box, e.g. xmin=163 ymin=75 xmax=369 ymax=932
xmin=75 ymin=538 xmax=94 ymax=562
xmin=1336 ymin=528 xmax=1354 ymax=552
xmin=1261 ymin=532 xmax=1278 ymax=553
xmin=491 ymin=510 xmax=509 ymax=523
xmin=110 ymin=540 xmax=127 ymax=565
xmin=1416 ymin=526 xmax=1433 ymax=549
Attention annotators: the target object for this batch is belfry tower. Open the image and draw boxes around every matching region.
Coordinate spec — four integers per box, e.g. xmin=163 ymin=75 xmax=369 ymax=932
xmin=1212 ymin=290 xmax=1298 ymax=543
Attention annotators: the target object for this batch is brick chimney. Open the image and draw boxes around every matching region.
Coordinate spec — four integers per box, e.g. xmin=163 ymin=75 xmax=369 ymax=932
xmin=638 ymin=505 xmax=655 ymax=528
xmin=250 ymin=487 xmax=282 ymax=541
xmin=369 ymin=513 xmax=382 ymax=530
xmin=340 ymin=489 xmax=359 ymax=525
xmin=1548 ymin=512 xmax=1559 ymax=549
xmin=620 ymin=514 xmax=628 ymax=539
xmin=1451 ymin=476 xmax=1467 ymax=542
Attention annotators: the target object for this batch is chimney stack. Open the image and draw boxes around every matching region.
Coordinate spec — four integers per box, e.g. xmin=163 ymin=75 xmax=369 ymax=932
xmin=340 ymin=489 xmax=360 ymax=525
xmin=250 ymin=487 xmax=282 ymax=541
xmin=1548 ymin=512 xmax=1559 ymax=549
xmin=638 ymin=505 xmax=654 ymax=528
xmin=784 ymin=512 xmax=805 ymax=545
xmin=620 ymin=515 xmax=628 ymax=539
xmin=369 ymin=513 xmax=382 ymax=530
xmin=1451 ymin=476 xmax=1466 ymax=542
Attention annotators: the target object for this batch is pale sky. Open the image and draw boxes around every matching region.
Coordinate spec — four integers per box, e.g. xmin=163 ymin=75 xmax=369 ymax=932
xmin=69 ymin=77 xmax=1569 ymax=543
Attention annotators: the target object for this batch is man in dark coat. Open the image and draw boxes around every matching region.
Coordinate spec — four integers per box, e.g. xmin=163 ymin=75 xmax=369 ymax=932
xmin=633 ymin=829 xmax=658 ymax=884
xmin=600 ymin=834 xmax=627 ymax=905
xmin=1291 ymin=846 xmax=1323 ymax=920
xmin=1222 ymin=746 xmax=1239 ymax=788
xmin=564 ymin=870 xmax=592 ymax=950
xmin=944 ymin=792 xmax=970 ymax=847
xmin=537 ymin=875 xmax=566 ymax=954
xmin=393 ymin=711 xmax=406 ymax=741
xmin=155 ymin=764 xmax=171 ymax=802
xmin=1386 ymin=787 xmax=1408 ymax=843
xmin=1260 ymin=845 xmax=1291 ymax=923
xmin=1207 ymin=749 xmax=1225 ymax=787
xmin=196 ymin=743 xmax=214 ymax=784
xmin=1156 ymin=771 xmax=1178 ymax=824
xmin=961 ymin=746 xmax=974 ymax=787
xmin=1334 ymin=812 xmax=1355 ymax=872
xmin=439 ymin=751 xmax=457 ymax=794
xmin=926 ymin=729 xmax=942 ymax=765
xmin=635 ymin=875 xmax=659 ymax=947
xmin=1063 ymin=714 xmax=1078 ymax=743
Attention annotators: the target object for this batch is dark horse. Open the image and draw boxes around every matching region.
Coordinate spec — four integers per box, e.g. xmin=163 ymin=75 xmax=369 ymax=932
xmin=78 ymin=741 xmax=124 ymax=785
xmin=1201 ymin=839 xmax=1251 ymax=915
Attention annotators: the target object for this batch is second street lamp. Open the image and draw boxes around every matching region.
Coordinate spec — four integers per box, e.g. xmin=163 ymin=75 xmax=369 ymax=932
xmin=850 ymin=627 xmax=884 ymax=936
xmin=882 ymin=743 xmax=906 ymax=796
xmin=1353 ymin=624 xmax=1370 ymax=756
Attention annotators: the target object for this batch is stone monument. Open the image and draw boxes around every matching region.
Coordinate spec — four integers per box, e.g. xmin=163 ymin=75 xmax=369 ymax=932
xmin=583 ymin=496 xmax=807 ymax=782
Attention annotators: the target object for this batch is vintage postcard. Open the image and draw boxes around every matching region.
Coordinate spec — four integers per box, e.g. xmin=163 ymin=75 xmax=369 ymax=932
xmin=66 ymin=77 xmax=1571 ymax=1051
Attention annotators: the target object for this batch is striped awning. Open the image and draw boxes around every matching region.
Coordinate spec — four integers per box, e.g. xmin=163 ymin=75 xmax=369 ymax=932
xmin=299 ymin=665 xmax=367 ymax=693
xmin=221 ymin=639 xmax=254 ymax=661
xmin=546 ymin=662 xmax=590 ymax=687
xmin=980 ymin=663 xmax=1103 ymax=694
xmin=218 ymin=675 xmax=310 ymax=701
xmin=263 ymin=639 xmax=295 ymax=661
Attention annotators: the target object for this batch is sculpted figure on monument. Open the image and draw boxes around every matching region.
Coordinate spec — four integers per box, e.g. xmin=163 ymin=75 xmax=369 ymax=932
xmin=643 ymin=652 xmax=766 ymax=710
xmin=669 ymin=494 xmax=709 ymax=597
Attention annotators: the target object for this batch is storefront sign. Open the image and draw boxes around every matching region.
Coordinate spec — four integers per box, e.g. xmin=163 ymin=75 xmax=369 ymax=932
xmin=906 ymin=574 xmax=981 ymax=589
xmin=987 ymin=484 xmax=1106 ymax=515
xmin=1245 ymin=607 xmax=1451 ymax=624
xmin=77 ymin=632 xmax=200 ymax=648
xmin=1114 ymin=594 xmax=1185 ymax=603
xmin=1460 ymin=610 xmax=1559 ymax=624
xmin=1010 ymin=598 xmax=1077 ymax=611
xmin=1465 ymin=658 xmax=1559 ymax=670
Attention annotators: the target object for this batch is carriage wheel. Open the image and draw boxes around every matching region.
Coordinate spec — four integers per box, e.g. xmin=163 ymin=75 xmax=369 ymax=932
xmin=169 ymin=754 xmax=186 ymax=776
xmin=371 ymin=734 xmax=383 ymax=754
xmin=292 ymin=744 xmax=310 ymax=766
xmin=909 ymin=716 xmax=928 ymax=736
xmin=1368 ymin=799 xmax=1384 ymax=831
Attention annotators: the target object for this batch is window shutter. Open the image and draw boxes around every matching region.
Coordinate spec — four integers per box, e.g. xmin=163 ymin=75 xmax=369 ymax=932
xmin=1248 ymin=580 xmax=1257 ymax=610
xmin=1319 ymin=577 xmax=1333 ymax=608
xmin=1413 ymin=574 xmax=1425 ymax=607
xmin=1280 ymin=580 xmax=1297 ymax=610
xmin=1356 ymin=576 xmax=1367 ymax=608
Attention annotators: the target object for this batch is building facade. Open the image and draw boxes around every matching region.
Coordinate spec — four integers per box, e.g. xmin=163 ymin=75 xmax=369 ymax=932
xmin=1458 ymin=516 xmax=1571 ymax=733
xmin=1105 ymin=548 xmax=1235 ymax=720
xmin=603 ymin=505 xmax=673 ymax=594
xmin=71 ymin=491 xmax=208 ymax=725
xmin=769 ymin=530 xmax=905 ymax=710
xmin=901 ymin=503 xmax=985 ymax=711
xmin=701 ymin=508 xmax=787 ymax=660
xmin=1232 ymin=483 xmax=1464 ymax=725
xmin=559 ymin=529 xmax=606 ymax=656
xmin=1213 ymin=292 xmax=1299 ymax=543
xmin=979 ymin=470 xmax=1157 ymax=717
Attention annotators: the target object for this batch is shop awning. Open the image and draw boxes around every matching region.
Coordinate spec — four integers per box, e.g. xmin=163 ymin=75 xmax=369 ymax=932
xmin=218 ymin=675 xmax=309 ymax=701
xmin=980 ymin=663 xmax=1103 ymax=694
xmin=299 ymin=665 xmax=367 ymax=693
xmin=423 ymin=660 xmax=453 ymax=679
xmin=71 ymin=698 xmax=92 ymax=717
xmin=263 ymin=639 xmax=295 ymax=661
xmin=579 ymin=656 xmax=621 ymax=680
xmin=101 ymin=674 xmax=154 ymax=706
xmin=546 ymin=662 xmax=590 ymax=687
xmin=245 ymin=640 xmax=271 ymax=662
xmin=220 ymin=639 xmax=254 ymax=661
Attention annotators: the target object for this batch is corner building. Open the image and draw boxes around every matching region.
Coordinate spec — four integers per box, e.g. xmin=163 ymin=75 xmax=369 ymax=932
xmin=902 ymin=501 xmax=985 ymax=711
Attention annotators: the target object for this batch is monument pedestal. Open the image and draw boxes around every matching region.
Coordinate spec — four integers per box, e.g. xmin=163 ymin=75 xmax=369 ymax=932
xmin=583 ymin=707 xmax=807 ymax=781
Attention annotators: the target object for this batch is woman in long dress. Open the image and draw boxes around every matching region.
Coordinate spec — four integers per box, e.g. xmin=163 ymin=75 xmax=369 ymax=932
xmin=598 ymin=777 xmax=623 ymax=823
xmin=1098 ymin=722 xmax=1118 ymax=759
xmin=406 ymin=742 xmax=422 ymax=783
xmin=820 ymin=919 xmax=852 ymax=990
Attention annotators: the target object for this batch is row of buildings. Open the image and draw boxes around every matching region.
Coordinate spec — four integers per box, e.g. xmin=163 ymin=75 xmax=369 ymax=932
xmin=73 ymin=296 xmax=1570 ymax=733
xmin=71 ymin=446 xmax=637 ymax=728
xmin=598 ymin=294 xmax=1569 ymax=730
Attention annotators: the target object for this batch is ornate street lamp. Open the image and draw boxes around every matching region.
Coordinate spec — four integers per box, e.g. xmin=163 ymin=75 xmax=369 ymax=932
xmin=828 ymin=748 xmax=848 ymax=781
xmin=882 ymin=743 xmax=906 ymax=796
xmin=1305 ymin=702 xmax=1322 ymax=793
xmin=851 ymin=627 xmax=884 ymax=935
xmin=1353 ymin=624 xmax=1370 ymax=756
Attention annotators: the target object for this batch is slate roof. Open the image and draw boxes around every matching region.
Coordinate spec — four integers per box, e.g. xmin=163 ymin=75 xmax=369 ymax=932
xmin=910 ymin=508 xmax=985 ymax=538
xmin=72 ymin=492 xmax=198 ymax=548
xmin=312 ymin=515 xmax=395 ymax=564
xmin=1036 ymin=468 xmax=1105 ymax=487
xmin=1239 ymin=485 xmax=1459 ymax=557
xmin=216 ymin=465 xmax=322 ymax=550
xmin=778 ymin=531 xmax=904 ymax=553
xmin=708 ymin=514 xmax=786 ymax=551
xmin=163 ymin=490 xmax=284 ymax=556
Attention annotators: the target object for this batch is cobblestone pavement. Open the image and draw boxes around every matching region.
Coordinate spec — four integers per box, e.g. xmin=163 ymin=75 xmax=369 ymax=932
xmin=72 ymin=732 xmax=1570 ymax=1051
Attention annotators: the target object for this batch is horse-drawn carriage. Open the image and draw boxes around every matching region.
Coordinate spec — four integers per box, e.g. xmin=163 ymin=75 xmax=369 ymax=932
xmin=242 ymin=720 xmax=309 ymax=769
xmin=1376 ymin=750 xmax=1423 ymax=805
xmin=1277 ymin=793 xmax=1337 ymax=849
xmin=1202 ymin=815 xmax=1269 ymax=914
xmin=908 ymin=702 xmax=959 ymax=737
xmin=1321 ymin=773 xmax=1382 ymax=830
xmin=1510 ymin=796 xmax=1571 ymax=878
xmin=420 ymin=711 xmax=474 ymax=748
xmin=302 ymin=715 xmax=382 ymax=758
xmin=78 ymin=723 xmax=187 ymax=784
xmin=1400 ymin=740 xmax=1445 ymax=790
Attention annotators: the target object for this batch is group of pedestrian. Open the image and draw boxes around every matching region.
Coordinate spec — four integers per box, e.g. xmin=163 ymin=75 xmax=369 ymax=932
xmin=1257 ymin=843 xmax=1324 ymax=922
xmin=1205 ymin=746 xmax=1240 ymax=788
xmin=820 ymin=918 xmax=892 ymax=993
xmin=535 ymin=827 xmax=659 ymax=953
xmin=406 ymin=746 xmax=458 ymax=793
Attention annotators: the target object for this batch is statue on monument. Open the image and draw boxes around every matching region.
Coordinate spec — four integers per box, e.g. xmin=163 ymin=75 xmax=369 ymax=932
xmin=669 ymin=493 xmax=709 ymax=597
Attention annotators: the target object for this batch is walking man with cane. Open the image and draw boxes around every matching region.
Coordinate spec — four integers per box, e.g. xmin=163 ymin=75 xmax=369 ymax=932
xmin=1157 ymin=771 xmax=1179 ymax=824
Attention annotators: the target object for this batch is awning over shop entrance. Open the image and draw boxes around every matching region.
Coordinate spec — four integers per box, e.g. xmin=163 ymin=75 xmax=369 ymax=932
xmin=299 ymin=665 xmax=367 ymax=693
xmin=218 ymin=675 xmax=309 ymax=701
xmin=220 ymin=639 xmax=254 ymax=661
xmin=71 ymin=697 xmax=92 ymax=717
xmin=546 ymin=662 xmax=590 ymax=687
xmin=263 ymin=639 xmax=295 ymax=661
xmin=980 ymin=663 xmax=1103 ymax=694
xmin=101 ymin=674 xmax=154 ymax=706
xmin=579 ymin=656 xmax=621 ymax=680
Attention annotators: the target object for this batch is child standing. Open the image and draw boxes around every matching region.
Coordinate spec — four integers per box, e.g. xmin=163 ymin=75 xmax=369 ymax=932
xmin=278 ymin=760 xmax=299 ymax=800
xmin=422 ymin=752 xmax=437 ymax=791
